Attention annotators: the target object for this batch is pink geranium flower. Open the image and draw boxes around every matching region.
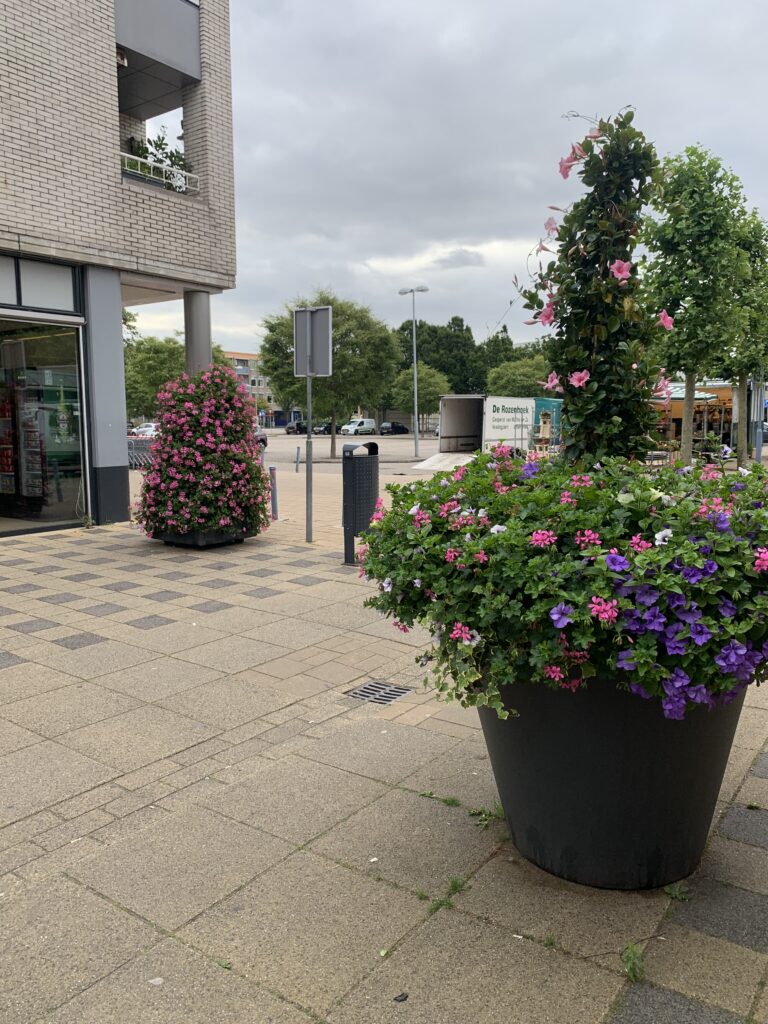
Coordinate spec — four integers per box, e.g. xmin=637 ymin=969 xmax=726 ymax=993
xmin=568 ymin=369 xmax=591 ymax=388
xmin=657 ymin=309 xmax=674 ymax=330
xmin=609 ymin=260 xmax=632 ymax=281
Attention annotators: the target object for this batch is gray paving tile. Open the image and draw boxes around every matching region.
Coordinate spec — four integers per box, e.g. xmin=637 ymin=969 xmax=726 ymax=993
xmin=127 ymin=614 xmax=175 ymax=630
xmin=0 ymin=655 xmax=25 ymax=671
xmin=180 ymin=851 xmax=426 ymax=1015
xmin=45 ymin=938 xmax=312 ymax=1023
xmin=607 ymin=982 xmax=744 ymax=1024
xmin=72 ymin=806 xmax=292 ymax=929
xmin=191 ymin=600 xmax=234 ymax=613
xmin=6 ymin=617 xmax=59 ymax=633
xmin=62 ymin=572 xmax=100 ymax=582
xmin=669 ymin=876 xmax=768 ymax=951
xmin=401 ymin=737 xmax=497 ymax=809
xmin=0 ymin=557 xmax=32 ymax=566
xmin=54 ymin=632 xmax=106 ymax=649
xmin=27 ymin=564 xmax=63 ymax=574
xmin=156 ymin=571 xmax=191 ymax=581
xmin=243 ymin=567 xmax=280 ymax=577
xmin=752 ymin=752 xmax=768 ymax=779
xmin=0 ymin=583 xmax=41 ymax=594
xmin=197 ymin=578 xmax=238 ymax=589
xmin=0 ymin=604 xmax=17 ymax=615
xmin=0 ymin=876 xmax=158 ymax=1024
xmin=201 ymin=561 xmax=235 ymax=570
xmin=245 ymin=586 xmax=282 ymax=599
xmin=2 ymin=682 xmax=140 ymax=738
xmin=38 ymin=592 xmax=79 ymax=604
xmin=159 ymin=678 xmax=295 ymax=730
xmin=719 ymin=804 xmax=768 ymax=848
xmin=287 ymin=559 xmax=321 ymax=568
xmin=143 ymin=589 xmax=185 ymax=602
xmin=95 ymin=658 xmax=222 ymax=702
xmin=329 ymin=909 xmax=621 ymax=1024
xmin=0 ymin=740 xmax=116 ymax=825
xmin=0 ymin=718 xmax=41 ymax=756
xmin=287 ymin=576 xmax=323 ymax=586
xmin=100 ymin=580 xmax=140 ymax=592
xmin=79 ymin=602 xmax=126 ymax=617
xmin=112 ymin=564 xmax=151 ymax=572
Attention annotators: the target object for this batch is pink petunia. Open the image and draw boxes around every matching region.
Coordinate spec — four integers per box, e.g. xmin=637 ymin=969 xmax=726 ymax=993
xmin=568 ymin=369 xmax=591 ymax=388
xmin=609 ymin=260 xmax=632 ymax=281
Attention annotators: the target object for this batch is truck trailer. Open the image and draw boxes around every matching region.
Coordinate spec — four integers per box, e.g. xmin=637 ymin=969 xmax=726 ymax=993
xmin=437 ymin=394 xmax=563 ymax=456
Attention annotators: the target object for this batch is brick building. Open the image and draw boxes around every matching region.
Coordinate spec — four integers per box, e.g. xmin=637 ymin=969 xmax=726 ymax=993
xmin=222 ymin=351 xmax=280 ymax=426
xmin=0 ymin=0 xmax=236 ymax=532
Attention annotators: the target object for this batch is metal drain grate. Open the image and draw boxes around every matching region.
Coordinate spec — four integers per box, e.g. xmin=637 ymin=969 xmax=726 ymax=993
xmin=345 ymin=680 xmax=413 ymax=705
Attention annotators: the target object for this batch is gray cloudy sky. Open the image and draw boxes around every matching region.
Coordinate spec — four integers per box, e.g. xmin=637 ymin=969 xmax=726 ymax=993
xmin=136 ymin=0 xmax=767 ymax=353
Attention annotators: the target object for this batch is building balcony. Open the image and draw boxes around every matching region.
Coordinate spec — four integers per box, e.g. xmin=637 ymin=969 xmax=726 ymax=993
xmin=120 ymin=153 xmax=199 ymax=195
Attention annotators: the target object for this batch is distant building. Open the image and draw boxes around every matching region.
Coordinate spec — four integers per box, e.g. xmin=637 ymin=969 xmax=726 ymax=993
xmin=221 ymin=351 xmax=281 ymax=426
xmin=0 ymin=0 xmax=236 ymax=533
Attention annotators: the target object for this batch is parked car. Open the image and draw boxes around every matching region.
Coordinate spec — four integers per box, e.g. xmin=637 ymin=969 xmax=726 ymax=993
xmin=433 ymin=425 xmax=440 ymax=437
xmin=133 ymin=422 xmax=159 ymax=437
xmin=254 ymin=426 xmax=268 ymax=449
xmin=285 ymin=421 xmax=307 ymax=434
xmin=312 ymin=421 xmax=333 ymax=434
xmin=380 ymin=421 xmax=409 ymax=435
xmin=340 ymin=418 xmax=377 ymax=435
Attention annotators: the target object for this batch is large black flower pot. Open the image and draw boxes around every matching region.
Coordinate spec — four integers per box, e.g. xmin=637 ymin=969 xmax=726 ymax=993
xmin=155 ymin=529 xmax=248 ymax=549
xmin=478 ymin=680 xmax=746 ymax=890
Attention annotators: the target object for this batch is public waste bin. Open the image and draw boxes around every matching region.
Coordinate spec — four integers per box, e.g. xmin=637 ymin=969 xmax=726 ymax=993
xmin=342 ymin=442 xmax=379 ymax=564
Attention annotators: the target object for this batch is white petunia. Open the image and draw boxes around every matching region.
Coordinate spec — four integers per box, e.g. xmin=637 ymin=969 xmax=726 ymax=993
xmin=382 ymin=578 xmax=393 ymax=592
xmin=738 ymin=467 xmax=750 ymax=476
xmin=413 ymin=578 xmax=422 ymax=588
xmin=408 ymin=504 xmax=420 ymax=515
xmin=477 ymin=508 xmax=487 ymax=518
xmin=490 ymin=524 xmax=507 ymax=534
xmin=654 ymin=528 xmax=673 ymax=547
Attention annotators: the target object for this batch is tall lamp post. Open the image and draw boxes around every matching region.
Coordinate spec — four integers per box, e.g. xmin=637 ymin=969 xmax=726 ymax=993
xmin=398 ymin=285 xmax=428 ymax=457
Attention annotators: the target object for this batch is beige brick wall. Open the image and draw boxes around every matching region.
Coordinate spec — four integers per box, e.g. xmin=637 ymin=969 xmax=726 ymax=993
xmin=0 ymin=0 xmax=236 ymax=291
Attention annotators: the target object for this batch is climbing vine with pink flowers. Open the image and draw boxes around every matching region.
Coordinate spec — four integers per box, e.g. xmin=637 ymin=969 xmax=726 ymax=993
xmin=520 ymin=110 xmax=672 ymax=462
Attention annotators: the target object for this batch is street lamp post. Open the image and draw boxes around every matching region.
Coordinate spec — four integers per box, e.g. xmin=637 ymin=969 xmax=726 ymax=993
xmin=398 ymin=285 xmax=428 ymax=458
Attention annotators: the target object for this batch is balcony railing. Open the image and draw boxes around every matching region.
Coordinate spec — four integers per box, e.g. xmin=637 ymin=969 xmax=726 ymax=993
xmin=120 ymin=153 xmax=199 ymax=195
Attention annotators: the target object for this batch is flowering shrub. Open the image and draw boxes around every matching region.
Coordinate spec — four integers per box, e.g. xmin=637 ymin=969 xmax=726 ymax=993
xmin=361 ymin=450 xmax=768 ymax=718
xmin=135 ymin=365 xmax=271 ymax=539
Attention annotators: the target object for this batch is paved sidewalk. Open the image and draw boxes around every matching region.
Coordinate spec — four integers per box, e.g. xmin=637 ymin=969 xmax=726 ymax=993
xmin=0 ymin=472 xmax=766 ymax=1022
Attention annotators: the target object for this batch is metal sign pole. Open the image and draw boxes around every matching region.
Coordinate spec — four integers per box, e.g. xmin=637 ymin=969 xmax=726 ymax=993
xmin=305 ymin=312 xmax=313 ymax=543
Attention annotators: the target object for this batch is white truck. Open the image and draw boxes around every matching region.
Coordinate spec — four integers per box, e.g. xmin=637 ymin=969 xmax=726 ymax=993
xmin=437 ymin=394 xmax=563 ymax=455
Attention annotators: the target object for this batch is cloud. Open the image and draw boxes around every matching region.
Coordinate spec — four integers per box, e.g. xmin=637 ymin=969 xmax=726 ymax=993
xmin=131 ymin=0 xmax=768 ymax=355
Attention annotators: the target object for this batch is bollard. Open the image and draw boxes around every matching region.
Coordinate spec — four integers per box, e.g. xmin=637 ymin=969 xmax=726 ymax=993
xmin=269 ymin=465 xmax=278 ymax=520
xmin=295 ymin=446 xmax=301 ymax=472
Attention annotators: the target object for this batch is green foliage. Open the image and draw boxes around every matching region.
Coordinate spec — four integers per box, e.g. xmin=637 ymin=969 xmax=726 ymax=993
xmin=260 ymin=290 xmax=401 ymax=423
xmin=645 ymin=146 xmax=751 ymax=377
xmin=121 ymin=309 xmax=139 ymax=342
xmin=486 ymin=355 xmax=550 ymax=398
xmin=395 ymin=316 xmax=483 ymax=393
xmin=427 ymin=895 xmax=454 ymax=915
xmin=663 ymin=882 xmax=691 ymax=901
xmin=468 ymin=802 xmax=505 ymax=828
xmin=135 ymin=366 xmax=271 ymax=539
xmin=131 ymin=129 xmax=189 ymax=192
xmin=124 ymin=335 xmax=229 ymax=419
xmin=362 ymin=449 xmax=768 ymax=719
xmin=390 ymin=362 xmax=451 ymax=417
xmin=620 ymin=943 xmax=646 ymax=983
xmin=521 ymin=111 xmax=663 ymax=461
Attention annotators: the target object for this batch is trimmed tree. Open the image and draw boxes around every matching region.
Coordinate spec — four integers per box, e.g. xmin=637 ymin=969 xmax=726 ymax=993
xmin=644 ymin=146 xmax=750 ymax=464
xmin=487 ymin=354 xmax=550 ymax=398
xmin=521 ymin=110 xmax=664 ymax=462
xmin=390 ymin=362 xmax=450 ymax=429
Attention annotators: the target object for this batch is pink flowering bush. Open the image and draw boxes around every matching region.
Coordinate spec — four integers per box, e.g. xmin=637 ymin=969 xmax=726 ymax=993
xmin=135 ymin=365 xmax=271 ymax=540
xmin=361 ymin=449 xmax=768 ymax=719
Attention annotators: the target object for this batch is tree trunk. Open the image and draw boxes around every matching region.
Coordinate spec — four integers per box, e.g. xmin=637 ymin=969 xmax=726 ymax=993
xmin=681 ymin=371 xmax=696 ymax=465
xmin=737 ymin=374 xmax=749 ymax=468
xmin=330 ymin=411 xmax=337 ymax=460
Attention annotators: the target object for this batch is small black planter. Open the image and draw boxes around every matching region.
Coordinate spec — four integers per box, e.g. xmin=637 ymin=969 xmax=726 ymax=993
xmin=154 ymin=529 xmax=248 ymax=549
xmin=478 ymin=679 xmax=745 ymax=890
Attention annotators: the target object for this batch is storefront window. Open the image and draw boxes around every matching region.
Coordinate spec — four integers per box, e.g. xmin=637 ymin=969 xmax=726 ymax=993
xmin=0 ymin=319 xmax=84 ymax=532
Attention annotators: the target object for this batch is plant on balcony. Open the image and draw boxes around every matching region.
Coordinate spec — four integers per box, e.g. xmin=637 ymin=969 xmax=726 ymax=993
xmin=126 ymin=129 xmax=189 ymax=192
xmin=135 ymin=365 xmax=270 ymax=547
xmin=360 ymin=112 xmax=759 ymax=890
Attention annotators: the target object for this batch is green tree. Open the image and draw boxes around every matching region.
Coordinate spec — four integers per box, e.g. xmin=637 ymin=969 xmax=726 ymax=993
xmin=260 ymin=289 xmax=401 ymax=457
xmin=390 ymin=362 xmax=451 ymax=428
xmin=395 ymin=316 xmax=483 ymax=393
xmin=487 ymin=354 xmax=550 ymax=397
xmin=124 ymin=336 xmax=229 ymax=419
xmin=122 ymin=309 xmax=139 ymax=342
xmin=522 ymin=110 xmax=662 ymax=462
xmin=645 ymin=146 xmax=750 ymax=463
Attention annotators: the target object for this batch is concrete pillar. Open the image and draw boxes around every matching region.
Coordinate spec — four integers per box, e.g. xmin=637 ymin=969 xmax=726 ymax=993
xmin=184 ymin=290 xmax=212 ymax=373
xmin=83 ymin=266 xmax=130 ymax=524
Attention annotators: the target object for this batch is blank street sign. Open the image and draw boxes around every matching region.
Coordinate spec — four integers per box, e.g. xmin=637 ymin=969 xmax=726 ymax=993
xmin=294 ymin=306 xmax=332 ymax=377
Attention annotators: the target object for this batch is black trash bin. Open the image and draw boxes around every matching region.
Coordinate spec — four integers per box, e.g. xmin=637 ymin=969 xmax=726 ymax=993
xmin=342 ymin=442 xmax=379 ymax=564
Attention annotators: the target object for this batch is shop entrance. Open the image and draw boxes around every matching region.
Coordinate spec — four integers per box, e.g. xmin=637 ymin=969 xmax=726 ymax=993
xmin=0 ymin=319 xmax=86 ymax=533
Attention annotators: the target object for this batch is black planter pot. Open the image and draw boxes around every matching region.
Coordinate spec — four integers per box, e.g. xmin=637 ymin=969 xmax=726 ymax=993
xmin=154 ymin=529 xmax=248 ymax=549
xmin=478 ymin=679 xmax=746 ymax=890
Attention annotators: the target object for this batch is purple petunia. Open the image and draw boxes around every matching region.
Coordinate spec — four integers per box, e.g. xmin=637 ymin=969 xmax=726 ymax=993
xmin=642 ymin=606 xmax=667 ymax=632
xmin=634 ymin=585 xmax=661 ymax=607
xmin=718 ymin=598 xmax=737 ymax=618
xmin=549 ymin=602 xmax=574 ymax=629
xmin=713 ymin=513 xmax=731 ymax=533
xmin=662 ymin=693 xmax=687 ymax=719
xmin=622 ymin=609 xmax=646 ymax=635
xmin=681 ymin=566 xmax=704 ymax=585
xmin=663 ymin=668 xmax=691 ymax=693
xmin=689 ymin=622 xmax=713 ymax=646
xmin=674 ymin=602 xmax=703 ymax=624
xmin=666 ymin=591 xmax=687 ymax=610
xmin=606 ymin=553 xmax=630 ymax=572
xmin=617 ymin=650 xmax=637 ymax=671
xmin=686 ymin=684 xmax=712 ymax=706
xmin=715 ymin=639 xmax=748 ymax=672
xmin=521 ymin=462 xmax=540 ymax=479
xmin=702 ymin=560 xmax=718 ymax=576
xmin=665 ymin=636 xmax=688 ymax=656
xmin=629 ymin=681 xmax=652 ymax=699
